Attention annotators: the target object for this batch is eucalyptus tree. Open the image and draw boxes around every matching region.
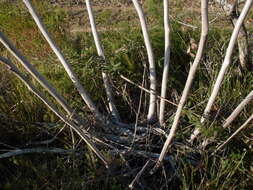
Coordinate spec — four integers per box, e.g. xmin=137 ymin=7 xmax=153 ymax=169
xmin=190 ymin=0 xmax=253 ymax=144
xmin=214 ymin=0 xmax=251 ymax=71
xmin=0 ymin=0 xmax=252 ymax=187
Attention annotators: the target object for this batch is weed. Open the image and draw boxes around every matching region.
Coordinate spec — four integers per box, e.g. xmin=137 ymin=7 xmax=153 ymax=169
xmin=0 ymin=0 xmax=253 ymax=189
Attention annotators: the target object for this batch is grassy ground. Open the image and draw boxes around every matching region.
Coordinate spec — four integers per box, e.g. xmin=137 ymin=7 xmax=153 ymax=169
xmin=0 ymin=0 xmax=253 ymax=189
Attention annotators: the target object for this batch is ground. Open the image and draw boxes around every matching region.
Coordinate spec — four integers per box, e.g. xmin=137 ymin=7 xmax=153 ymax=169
xmin=0 ymin=0 xmax=253 ymax=189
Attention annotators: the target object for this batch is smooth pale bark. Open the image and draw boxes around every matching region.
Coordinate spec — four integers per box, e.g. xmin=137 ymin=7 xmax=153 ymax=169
xmin=223 ymin=90 xmax=253 ymax=128
xmin=202 ymin=89 xmax=253 ymax=147
xmin=0 ymin=56 xmax=108 ymax=167
xmin=23 ymin=0 xmax=104 ymax=122
xmin=216 ymin=113 xmax=253 ymax=152
xmin=190 ymin=0 xmax=253 ymax=142
xmin=0 ymin=31 xmax=73 ymax=116
xmin=85 ymin=0 xmax=120 ymax=122
xmin=159 ymin=0 xmax=171 ymax=126
xmin=132 ymin=0 xmax=157 ymax=121
xmin=215 ymin=0 xmax=251 ymax=71
xmin=157 ymin=0 xmax=209 ymax=164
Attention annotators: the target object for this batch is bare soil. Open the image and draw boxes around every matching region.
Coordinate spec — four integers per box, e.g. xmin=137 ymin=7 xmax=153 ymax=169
xmin=55 ymin=0 xmax=140 ymax=34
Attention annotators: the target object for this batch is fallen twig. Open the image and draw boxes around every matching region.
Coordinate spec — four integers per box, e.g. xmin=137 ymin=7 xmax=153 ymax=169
xmin=0 ymin=56 xmax=109 ymax=167
xmin=223 ymin=90 xmax=253 ymax=128
xmin=129 ymin=160 xmax=152 ymax=189
xmin=120 ymin=75 xmax=177 ymax=107
xmin=215 ymin=113 xmax=253 ymax=152
xmin=0 ymin=147 xmax=74 ymax=159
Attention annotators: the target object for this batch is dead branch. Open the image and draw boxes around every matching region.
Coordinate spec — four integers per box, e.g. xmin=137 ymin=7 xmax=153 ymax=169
xmin=129 ymin=160 xmax=152 ymax=189
xmin=0 ymin=148 xmax=74 ymax=159
xmin=216 ymin=113 xmax=253 ymax=152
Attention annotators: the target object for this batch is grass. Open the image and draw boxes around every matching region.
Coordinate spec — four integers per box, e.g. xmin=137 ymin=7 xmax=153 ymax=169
xmin=0 ymin=0 xmax=253 ymax=189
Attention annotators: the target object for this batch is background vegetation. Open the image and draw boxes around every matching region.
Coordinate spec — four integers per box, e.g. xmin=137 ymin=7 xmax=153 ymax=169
xmin=0 ymin=0 xmax=253 ymax=189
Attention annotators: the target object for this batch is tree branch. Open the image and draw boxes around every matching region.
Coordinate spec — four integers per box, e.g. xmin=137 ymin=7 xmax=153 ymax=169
xmin=0 ymin=57 xmax=109 ymax=168
xmin=157 ymin=0 xmax=209 ymax=166
xmin=22 ymin=0 xmax=104 ymax=122
xmin=132 ymin=0 xmax=157 ymax=121
xmin=85 ymin=0 xmax=120 ymax=122
xmin=215 ymin=113 xmax=253 ymax=152
xmin=0 ymin=31 xmax=74 ymax=117
xmin=190 ymin=0 xmax=253 ymax=142
xmin=223 ymin=89 xmax=253 ymax=128
xmin=0 ymin=148 xmax=74 ymax=159
xmin=159 ymin=0 xmax=171 ymax=126
xmin=215 ymin=0 xmax=252 ymax=71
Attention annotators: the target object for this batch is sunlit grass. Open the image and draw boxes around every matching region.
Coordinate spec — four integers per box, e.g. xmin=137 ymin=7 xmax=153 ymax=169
xmin=0 ymin=0 xmax=253 ymax=189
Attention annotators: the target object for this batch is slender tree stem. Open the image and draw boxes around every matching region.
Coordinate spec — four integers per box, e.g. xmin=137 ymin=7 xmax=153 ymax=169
xmin=85 ymin=0 xmax=120 ymax=122
xmin=157 ymin=0 xmax=209 ymax=165
xmin=223 ymin=90 xmax=253 ymax=128
xmin=132 ymin=0 xmax=157 ymax=121
xmin=159 ymin=0 xmax=171 ymax=126
xmin=23 ymin=0 xmax=104 ymax=122
xmin=215 ymin=0 xmax=251 ymax=71
xmin=156 ymin=0 xmax=208 ymax=167
xmin=0 ymin=56 xmax=109 ymax=167
xmin=190 ymin=0 xmax=253 ymax=142
xmin=0 ymin=31 xmax=72 ymax=116
xmin=216 ymin=113 xmax=253 ymax=152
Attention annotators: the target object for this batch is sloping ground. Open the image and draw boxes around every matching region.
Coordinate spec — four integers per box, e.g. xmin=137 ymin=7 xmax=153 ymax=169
xmin=66 ymin=6 xmax=138 ymax=34
xmin=50 ymin=0 xmax=253 ymax=35
xmin=1 ymin=1 xmax=253 ymax=189
xmin=0 ymin=0 xmax=143 ymax=35
xmin=2 ymin=0 xmax=251 ymax=35
xmin=51 ymin=0 xmax=134 ymax=7
xmin=52 ymin=0 xmax=140 ymax=34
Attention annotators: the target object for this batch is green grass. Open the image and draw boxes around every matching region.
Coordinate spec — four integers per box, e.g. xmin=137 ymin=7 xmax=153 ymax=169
xmin=0 ymin=0 xmax=253 ymax=189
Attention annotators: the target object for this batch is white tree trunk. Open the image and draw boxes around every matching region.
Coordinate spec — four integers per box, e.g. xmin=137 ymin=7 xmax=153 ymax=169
xmin=132 ymin=0 xmax=157 ymax=121
xmin=23 ymin=0 xmax=104 ymax=122
xmin=159 ymin=0 xmax=171 ymax=126
xmin=85 ymin=0 xmax=120 ymax=122
xmin=190 ymin=0 xmax=253 ymax=142
xmin=0 ymin=56 xmax=108 ymax=167
xmin=157 ymin=0 xmax=209 ymax=164
xmin=223 ymin=89 xmax=253 ymax=128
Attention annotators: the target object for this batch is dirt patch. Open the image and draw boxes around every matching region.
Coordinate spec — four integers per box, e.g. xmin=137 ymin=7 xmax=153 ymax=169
xmin=57 ymin=1 xmax=140 ymax=34
xmin=50 ymin=0 xmax=139 ymax=7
